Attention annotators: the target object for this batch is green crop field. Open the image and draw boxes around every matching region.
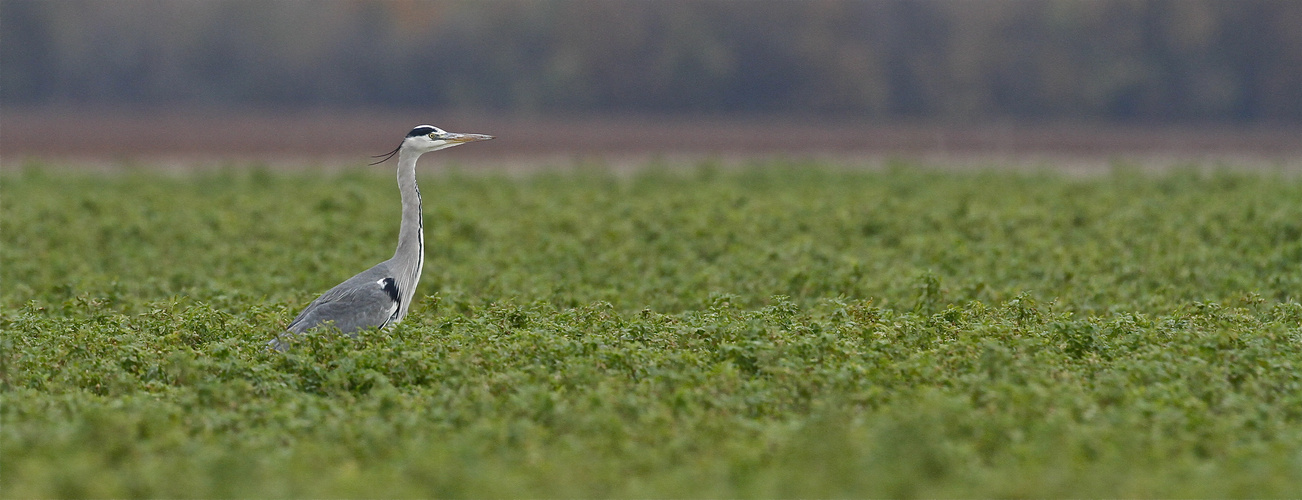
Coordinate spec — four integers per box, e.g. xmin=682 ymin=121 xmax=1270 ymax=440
xmin=3 ymin=161 xmax=1301 ymax=497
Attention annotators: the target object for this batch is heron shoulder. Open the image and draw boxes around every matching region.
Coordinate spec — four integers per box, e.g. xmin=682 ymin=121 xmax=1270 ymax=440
xmin=285 ymin=262 xmax=399 ymax=333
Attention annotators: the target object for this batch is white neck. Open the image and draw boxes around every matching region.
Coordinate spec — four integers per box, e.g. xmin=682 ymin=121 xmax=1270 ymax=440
xmin=390 ymin=146 xmax=425 ymax=320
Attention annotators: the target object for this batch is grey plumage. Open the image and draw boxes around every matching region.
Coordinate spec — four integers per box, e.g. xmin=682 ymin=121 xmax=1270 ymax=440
xmin=284 ymin=265 xmax=401 ymax=335
xmin=271 ymin=125 xmax=492 ymax=350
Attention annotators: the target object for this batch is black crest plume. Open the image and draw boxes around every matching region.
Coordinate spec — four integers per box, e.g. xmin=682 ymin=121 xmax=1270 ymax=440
xmin=369 ymin=143 xmax=401 ymax=165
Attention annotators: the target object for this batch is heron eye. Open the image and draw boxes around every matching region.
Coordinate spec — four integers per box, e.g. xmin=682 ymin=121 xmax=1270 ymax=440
xmin=429 ymin=133 xmax=440 ymax=140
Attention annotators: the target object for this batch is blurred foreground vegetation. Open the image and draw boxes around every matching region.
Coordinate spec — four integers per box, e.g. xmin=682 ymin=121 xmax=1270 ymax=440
xmin=3 ymin=162 xmax=1301 ymax=497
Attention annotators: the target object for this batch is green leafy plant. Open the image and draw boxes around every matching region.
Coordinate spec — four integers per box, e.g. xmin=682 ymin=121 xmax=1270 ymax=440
xmin=3 ymin=162 xmax=1300 ymax=497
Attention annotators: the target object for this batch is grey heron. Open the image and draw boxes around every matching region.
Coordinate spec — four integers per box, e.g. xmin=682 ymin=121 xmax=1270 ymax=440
xmin=270 ymin=125 xmax=493 ymax=350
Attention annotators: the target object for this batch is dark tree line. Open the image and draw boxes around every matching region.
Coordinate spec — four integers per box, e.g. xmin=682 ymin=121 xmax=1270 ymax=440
xmin=3 ymin=0 xmax=1300 ymax=122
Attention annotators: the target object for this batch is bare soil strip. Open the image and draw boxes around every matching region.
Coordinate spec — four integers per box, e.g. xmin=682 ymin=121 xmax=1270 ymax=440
xmin=3 ymin=108 xmax=1299 ymax=172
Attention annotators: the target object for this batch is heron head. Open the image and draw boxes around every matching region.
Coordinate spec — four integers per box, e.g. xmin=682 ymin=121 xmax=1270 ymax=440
xmin=406 ymin=125 xmax=493 ymax=152
xmin=371 ymin=125 xmax=494 ymax=165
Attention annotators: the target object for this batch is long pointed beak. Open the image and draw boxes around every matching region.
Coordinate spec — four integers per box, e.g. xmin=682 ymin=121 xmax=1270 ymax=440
xmin=444 ymin=133 xmax=494 ymax=143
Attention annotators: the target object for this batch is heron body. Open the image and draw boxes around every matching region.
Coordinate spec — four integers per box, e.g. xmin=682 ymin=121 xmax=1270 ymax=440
xmin=272 ymin=125 xmax=492 ymax=350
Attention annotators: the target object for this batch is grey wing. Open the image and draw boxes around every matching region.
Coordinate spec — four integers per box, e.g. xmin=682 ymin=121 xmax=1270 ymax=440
xmin=285 ymin=265 xmax=401 ymax=335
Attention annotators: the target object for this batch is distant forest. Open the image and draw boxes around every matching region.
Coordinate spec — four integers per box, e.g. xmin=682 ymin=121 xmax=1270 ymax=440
xmin=3 ymin=0 xmax=1300 ymax=122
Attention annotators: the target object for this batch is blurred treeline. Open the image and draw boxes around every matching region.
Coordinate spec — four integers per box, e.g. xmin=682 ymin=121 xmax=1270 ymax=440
xmin=3 ymin=0 xmax=1300 ymax=122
